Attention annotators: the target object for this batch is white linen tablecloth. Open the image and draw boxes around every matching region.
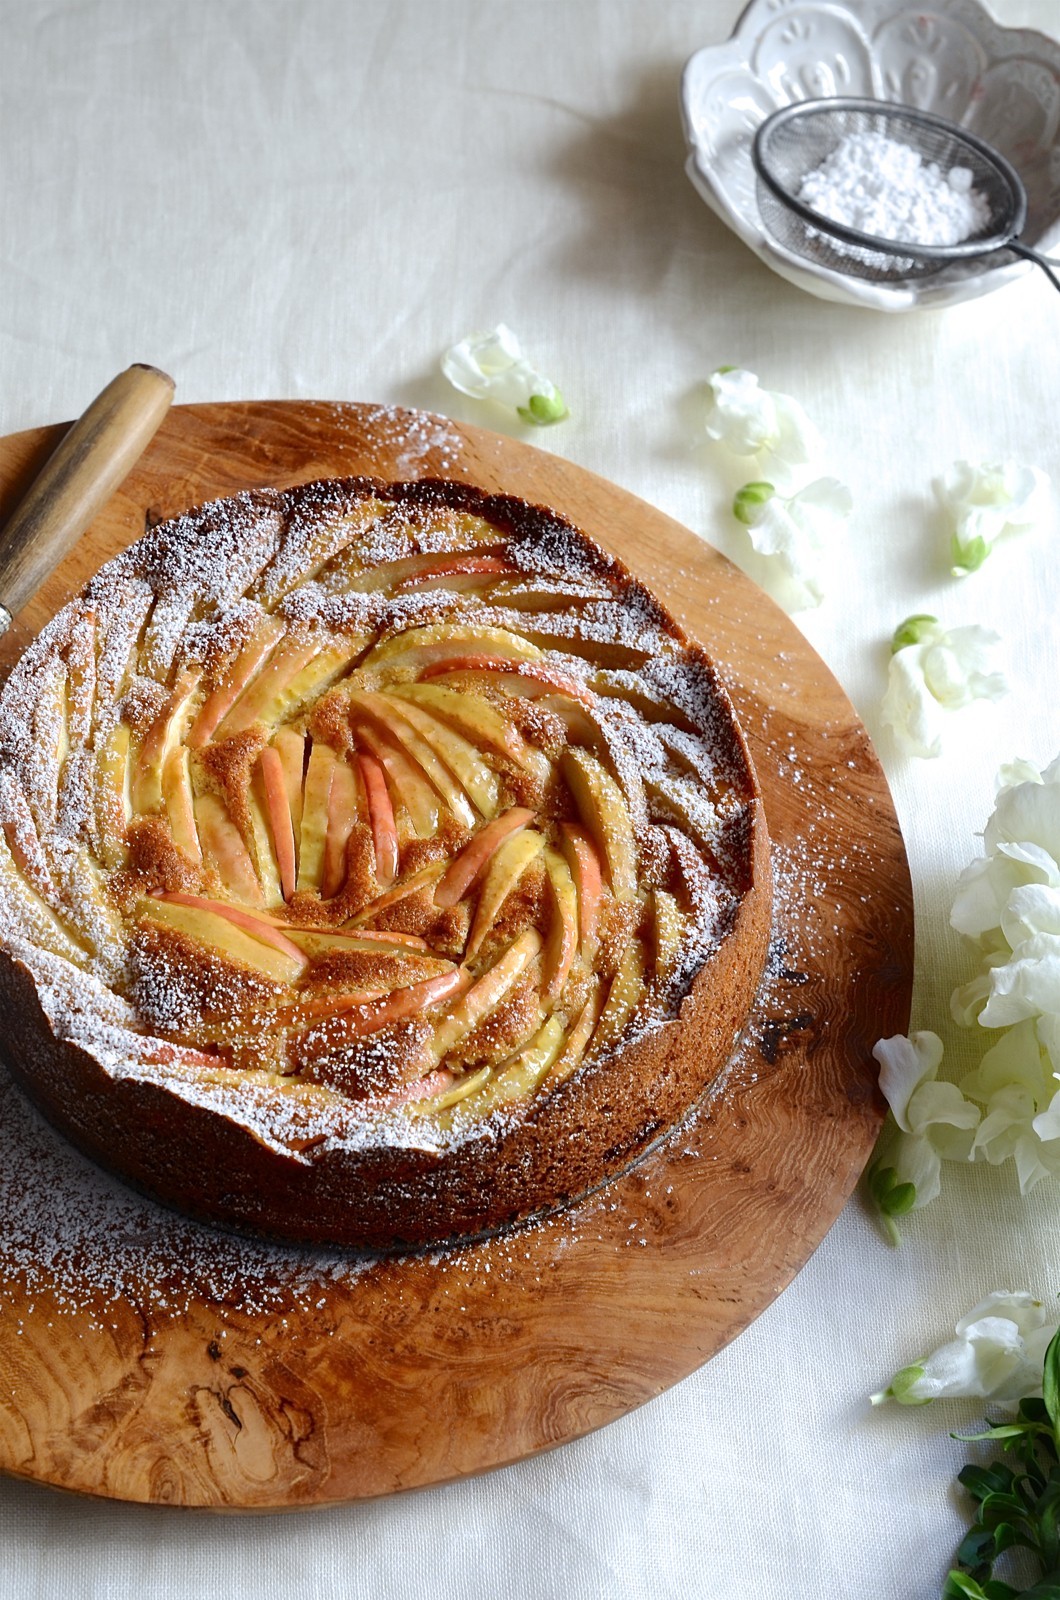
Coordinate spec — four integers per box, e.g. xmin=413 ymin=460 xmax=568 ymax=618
xmin=2 ymin=1 xmax=1059 ymax=1594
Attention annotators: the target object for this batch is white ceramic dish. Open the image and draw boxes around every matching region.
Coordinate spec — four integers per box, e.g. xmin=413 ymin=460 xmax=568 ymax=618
xmin=680 ymin=0 xmax=1060 ymax=310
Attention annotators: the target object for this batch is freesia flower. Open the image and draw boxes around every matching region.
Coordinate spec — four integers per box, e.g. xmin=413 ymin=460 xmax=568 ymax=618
xmin=441 ymin=324 xmax=567 ymax=425
xmin=881 ymin=614 xmax=1007 ymax=758
xmin=871 ymin=1291 xmax=1058 ymax=1407
xmin=869 ymin=1033 xmax=979 ymax=1237
xmin=732 ymin=477 xmax=852 ymax=610
xmin=706 ymin=367 xmax=822 ymax=490
xmin=935 ymin=458 xmax=1049 ymax=577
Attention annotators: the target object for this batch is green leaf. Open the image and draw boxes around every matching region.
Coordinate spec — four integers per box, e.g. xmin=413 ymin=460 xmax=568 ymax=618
xmin=891 ymin=613 xmax=938 ymax=653
xmin=944 ymin=1574 xmax=993 ymax=1599
xmin=517 ymin=390 xmax=568 ymax=426
xmin=713 ymin=364 xmax=737 ymax=375
xmin=1043 ymin=1327 xmax=1060 ymax=1437
xmin=960 ymin=1464 xmax=1017 ymax=1502
xmin=951 ymin=532 xmax=991 ymax=576
xmin=732 ymin=481 xmax=775 ymax=526
xmin=956 ymin=1525 xmax=997 ymax=1566
xmin=955 ymin=1426 xmax=1037 ymax=1444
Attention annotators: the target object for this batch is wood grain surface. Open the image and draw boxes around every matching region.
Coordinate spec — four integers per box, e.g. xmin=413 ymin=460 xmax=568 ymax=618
xmin=0 ymin=401 xmax=913 ymax=1508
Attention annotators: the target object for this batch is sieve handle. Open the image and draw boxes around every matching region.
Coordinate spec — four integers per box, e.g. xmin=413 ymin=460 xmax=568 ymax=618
xmin=1006 ymin=240 xmax=1060 ymax=296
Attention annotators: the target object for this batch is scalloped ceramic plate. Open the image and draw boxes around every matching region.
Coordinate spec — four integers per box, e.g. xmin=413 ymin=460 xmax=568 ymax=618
xmin=681 ymin=0 xmax=1060 ymax=310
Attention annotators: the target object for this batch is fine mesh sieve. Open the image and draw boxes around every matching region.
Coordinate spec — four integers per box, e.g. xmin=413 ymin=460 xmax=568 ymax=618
xmin=752 ymin=97 xmax=1060 ymax=294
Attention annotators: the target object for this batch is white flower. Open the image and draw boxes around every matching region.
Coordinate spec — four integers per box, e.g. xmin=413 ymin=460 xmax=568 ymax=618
xmin=732 ymin=477 xmax=852 ymax=610
xmin=961 ymin=1019 xmax=1060 ymax=1193
xmin=951 ymin=757 xmax=1060 ymax=1034
xmin=706 ymin=367 xmax=822 ymax=489
xmin=441 ymin=324 xmax=567 ymax=425
xmin=935 ymin=458 xmax=1049 ymax=577
xmin=871 ymin=1291 xmax=1058 ymax=1407
xmin=881 ymin=615 xmax=1007 ymax=758
xmin=871 ymin=1032 xmax=979 ymax=1213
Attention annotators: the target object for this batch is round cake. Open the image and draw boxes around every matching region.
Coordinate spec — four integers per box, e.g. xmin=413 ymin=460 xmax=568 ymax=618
xmin=0 ymin=476 xmax=770 ymax=1251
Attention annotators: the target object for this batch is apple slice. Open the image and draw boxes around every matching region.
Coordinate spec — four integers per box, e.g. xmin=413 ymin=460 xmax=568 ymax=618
xmin=592 ymin=940 xmax=646 ymax=1054
xmin=465 ymin=827 xmax=546 ymax=960
xmin=246 ymin=780 xmax=283 ymax=907
xmin=285 ymin=928 xmax=433 ymax=958
xmin=194 ymin=792 xmax=264 ymax=905
xmin=296 ymin=741 xmax=337 ymax=894
xmin=348 ymin=859 xmax=445 ymax=924
xmin=255 ymin=639 xmax=365 ymax=729
xmin=356 ymin=750 xmax=399 ymax=888
xmin=561 ymin=748 xmax=637 ymax=902
xmin=152 ymin=891 xmax=308 ymax=965
xmin=419 ymin=655 xmax=595 ymax=706
xmin=542 ymin=847 xmax=578 ymax=1002
xmin=363 ymin=622 xmax=542 ymax=673
xmin=654 ymin=887 xmax=684 ymax=981
xmin=377 ymin=693 xmax=499 ymax=819
xmin=94 ymin=720 xmax=133 ymax=868
xmin=292 ymin=966 xmax=467 ymax=1036
xmin=271 ymin=728 xmax=306 ymax=838
xmin=131 ymin=666 xmax=201 ymax=815
xmin=392 ymin=682 xmax=543 ymax=776
xmin=259 ymin=745 xmax=297 ymax=900
xmin=186 ymin=616 xmax=285 ymax=749
xmin=406 ymin=1065 xmax=491 ymax=1118
xmin=372 ymin=1068 xmax=454 ymax=1111
xmin=321 ymin=756 xmax=363 ymax=899
xmin=352 ymin=719 xmax=439 ymax=839
xmin=546 ymin=986 xmax=602 ymax=1086
xmin=558 ymin=822 xmax=603 ymax=956
xmin=429 ymin=927 xmax=542 ymax=1062
xmin=214 ymin=635 xmax=320 ymax=739
xmin=456 ymin=1014 xmax=566 ymax=1120
xmin=391 ymin=552 xmax=512 ymax=591
xmin=294 ymin=926 xmax=429 ymax=951
xmin=161 ymin=746 xmax=202 ymax=866
xmin=433 ymin=805 xmax=535 ymax=909
xmin=141 ymin=896 xmax=302 ymax=983
xmin=346 ymin=691 xmax=475 ymax=830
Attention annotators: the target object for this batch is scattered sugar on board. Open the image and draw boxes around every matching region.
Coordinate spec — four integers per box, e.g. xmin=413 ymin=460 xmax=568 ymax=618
xmin=0 ymin=809 xmax=834 ymax=1324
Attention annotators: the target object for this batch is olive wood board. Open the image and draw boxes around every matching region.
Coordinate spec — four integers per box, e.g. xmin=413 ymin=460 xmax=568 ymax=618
xmin=0 ymin=400 xmax=912 ymax=1509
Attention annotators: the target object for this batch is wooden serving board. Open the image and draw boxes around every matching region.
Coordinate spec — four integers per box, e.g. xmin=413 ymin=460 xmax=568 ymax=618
xmin=0 ymin=401 xmax=912 ymax=1508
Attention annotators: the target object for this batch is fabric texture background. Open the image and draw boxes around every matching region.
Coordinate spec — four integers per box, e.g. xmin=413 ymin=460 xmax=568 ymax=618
xmin=1 ymin=0 xmax=1058 ymax=1593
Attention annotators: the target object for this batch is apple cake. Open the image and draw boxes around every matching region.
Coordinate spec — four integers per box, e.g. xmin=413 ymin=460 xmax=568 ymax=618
xmin=0 ymin=476 xmax=770 ymax=1250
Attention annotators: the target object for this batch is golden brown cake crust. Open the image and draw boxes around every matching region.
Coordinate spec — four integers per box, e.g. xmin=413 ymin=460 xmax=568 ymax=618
xmin=0 ymin=476 xmax=771 ymax=1251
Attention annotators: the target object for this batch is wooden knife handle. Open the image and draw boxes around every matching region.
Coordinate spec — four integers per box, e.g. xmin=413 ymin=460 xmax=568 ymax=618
xmin=0 ymin=363 xmax=175 ymax=622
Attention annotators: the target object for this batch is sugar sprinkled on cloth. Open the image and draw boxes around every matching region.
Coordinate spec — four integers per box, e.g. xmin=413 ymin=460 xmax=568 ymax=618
xmin=797 ymin=129 xmax=991 ymax=247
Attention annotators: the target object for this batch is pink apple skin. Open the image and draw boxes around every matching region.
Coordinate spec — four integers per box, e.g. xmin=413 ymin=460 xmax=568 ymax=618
xmin=321 ymin=758 xmax=362 ymax=900
xmin=186 ymin=619 xmax=284 ymax=748
xmin=356 ymin=751 xmax=399 ymax=887
xmin=392 ymin=554 xmax=511 ymax=592
xmin=373 ymin=1069 xmax=454 ymax=1108
xmin=260 ymin=746 xmax=298 ymax=901
xmin=433 ymin=806 xmax=535 ymax=909
xmin=559 ymin=822 xmax=603 ymax=952
xmin=292 ymin=966 xmax=469 ymax=1031
xmin=152 ymin=891 xmax=308 ymax=966
xmin=419 ymin=654 xmax=594 ymax=705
